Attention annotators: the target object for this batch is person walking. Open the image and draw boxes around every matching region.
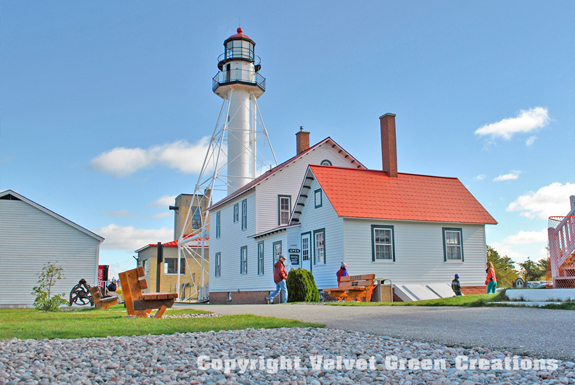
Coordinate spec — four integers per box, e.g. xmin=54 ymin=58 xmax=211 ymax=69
xmin=485 ymin=262 xmax=497 ymax=294
xmin=267 ymin=255 xmax=288 ymax=304
xmin=336 ymin=262 xmax=348 ymax=287
xmin=451 ymin=274 xmax=463 ymax=296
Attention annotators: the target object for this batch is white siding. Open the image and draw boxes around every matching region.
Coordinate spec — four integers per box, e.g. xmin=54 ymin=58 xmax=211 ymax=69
xmin=0 ymin=200 xmax=100 ymax=307
xmin=255 ymin=144 xmax=359 ymax=233
xmin=297 ymin=177 xmax=345 ymax=289
xmin=343 ymin=218 xmax=487 ymax=286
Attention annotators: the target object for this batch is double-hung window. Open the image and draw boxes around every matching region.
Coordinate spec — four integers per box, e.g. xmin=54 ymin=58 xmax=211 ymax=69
xmin=215 ymin=252 xmax=221 ymax=277
xmin=313 ymin=229 xmax=326 ymax=264
xmin=240 ymin=246 xmax=248 ymax=274
xmin=233 ymin=203 xmax=239 ymax=223
xmin=443 ymin=228 xmax=464 ymax=262
xmin=278 ymin=195 xmax=291 ymax=226
xmin=241 ymin=199 xmax=247 ymax=231
xmin=372 ymin=225 xmax=395 ymax=261
xmin=257 ymin=242 xmax=264 ymax=275
xmin=215 ymin=211 xmax=221 ymax=238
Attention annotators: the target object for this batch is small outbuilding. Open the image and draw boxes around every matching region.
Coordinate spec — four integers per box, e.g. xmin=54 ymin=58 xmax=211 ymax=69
xmin=0 ymin=190 xmax=104 ymax=308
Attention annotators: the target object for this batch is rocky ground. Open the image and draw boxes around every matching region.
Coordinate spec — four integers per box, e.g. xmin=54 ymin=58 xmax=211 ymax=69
xmin=0 ymin=328 xmax=573 ymax=384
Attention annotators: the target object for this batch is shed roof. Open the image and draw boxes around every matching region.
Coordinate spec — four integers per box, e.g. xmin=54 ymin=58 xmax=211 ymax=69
xmin=305 ymin=165 xmax=497 ymax=225
xmin=0 ymin=189 xmax=104 ymax=241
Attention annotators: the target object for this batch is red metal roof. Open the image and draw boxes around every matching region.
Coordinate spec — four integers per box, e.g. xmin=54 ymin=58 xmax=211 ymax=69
xmin=309 ymin=165 xmax=497 ymax=224
xmin=209 ymin=137 xmax=366 ymax=210
xmin=229 ymin=28 xmax=250 ymax=40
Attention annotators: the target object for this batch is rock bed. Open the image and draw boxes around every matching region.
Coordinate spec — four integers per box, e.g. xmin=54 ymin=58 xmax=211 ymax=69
xmin=0 ymin=328 xmax=573 ymax=384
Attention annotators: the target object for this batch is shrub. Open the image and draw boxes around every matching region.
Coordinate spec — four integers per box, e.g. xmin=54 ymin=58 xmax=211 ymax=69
xmin=286 ymin=268 xmax=320 ymax=302
xmin=32 ymin=262 xmax=68 ymax=311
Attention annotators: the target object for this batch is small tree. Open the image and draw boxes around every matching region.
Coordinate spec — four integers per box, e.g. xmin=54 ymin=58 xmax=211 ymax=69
xmin=286 ymin=268 xmax=320 ymax=302
xmin=487 ymin=245 xmax=519 ymax=288
xmin=518 ymin=257 xmax=547 ymax=282
xmin=32 ymin=262 xmax=68 ymax=311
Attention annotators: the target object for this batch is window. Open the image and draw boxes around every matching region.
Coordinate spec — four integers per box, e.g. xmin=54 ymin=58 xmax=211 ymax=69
xmin=164 ymin=258 xmax=185 ymax=275
xmin=192 ymin=207 xmax=201 ymax=230
xmin=314 ymin=189 xmax=323 ymax=208
xmin=215 ymin=211 xmax=221 ymax=238
xmin=443 ymin=228 xmax=464 ymax=262
xmin=314 ymin=229 xmax=326 ymax=264
xmin=372 ymin=225 xmax=395 ymax=261
xmin=273 ymin=241 xmax=282 ymax=265
xmin=240 ymin=246 xmax=248 ymax=274
xmin=320 ymin=159 xmax=332 ymax=166
xmin=241 ymin=199 xmax=247 ymax=231
xmin=278 ymin=195 xmax=291 ymax=226
xmin=142 ymin=259 xmax=149 ymax=275
xmin=301 ymin=233 xmax=310 ymax=262
xmin=215 ymin=252 xmax=221 ymax=277
xmin=233 ymin=203 xmax=239 ymax=223
xmin=258 ymin=242 xmax=264 ymax=275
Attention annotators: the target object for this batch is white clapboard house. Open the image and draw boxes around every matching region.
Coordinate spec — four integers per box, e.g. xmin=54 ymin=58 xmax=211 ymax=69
xmin=0 ymin=190 xmax=104 ymax=308
xmin=208 ymin=114 xmax=497 ymax=303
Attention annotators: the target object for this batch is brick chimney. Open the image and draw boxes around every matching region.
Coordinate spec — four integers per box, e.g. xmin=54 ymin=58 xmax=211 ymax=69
xmin=380 ymin=113 xmax=398 ymax=177
xmin=296 ymin=126 xmax=310 ymax=154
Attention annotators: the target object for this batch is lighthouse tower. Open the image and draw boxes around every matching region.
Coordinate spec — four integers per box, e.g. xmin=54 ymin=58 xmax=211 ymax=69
xmin=175 ymin=28 xmax=276 ymax=301
xmin=212 ymin=28 xmax=267 ymax=194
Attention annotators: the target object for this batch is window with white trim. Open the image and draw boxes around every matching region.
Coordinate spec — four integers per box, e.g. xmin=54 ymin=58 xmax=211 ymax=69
xmin=314 ymin=229 xmax=325 ymax=264
xmin=240 ymin=246 xmax=248 ymax=274
xmin=258 ymin=241 xmax=264 ymax=275
xmin=233 ymin=203 xmax=239 ymax=223
xmin=164 ymin=258 xmax=185 ymax=275
xmin=301 ymin=234 xmax=310 ymax=262
xmin=443 ymin=228 xmax=464 ymax=261
xmin=372 ymin=225 xmax=394 ymax=261
xmin=241 ymin=199 xmax=247 ymax=231
xmin=278 ymin=195 xmax=291 ymax=226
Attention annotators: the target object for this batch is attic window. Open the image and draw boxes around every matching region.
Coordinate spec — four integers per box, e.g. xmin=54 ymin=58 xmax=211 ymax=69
xmin=0 ymin=194 xmax=21 ymax=201
xmin=320 ymin=159 xmax=332 ymax=166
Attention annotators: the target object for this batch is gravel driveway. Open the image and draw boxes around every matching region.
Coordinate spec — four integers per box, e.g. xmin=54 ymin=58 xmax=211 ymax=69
xmin=187 ymin=304 xmax=575 ymax=361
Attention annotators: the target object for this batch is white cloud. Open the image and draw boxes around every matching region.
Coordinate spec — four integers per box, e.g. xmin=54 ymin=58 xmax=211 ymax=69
xmin=526 ymin=136 xmax=537 ymax=146
xmin=493 ymin=171 xmax=520 ymax=182
xmin=490 ymin=242 xmax=526 ymax=261
xmin=151 ymin=195 xmax=177 ymax=207
xmin=89 ymin=137 xmax=211 ymax=177
xmin=474 ymin=174 xmax=486 ymax=181
xmin=503 ymin=229 xmax=547 ymax=245
xmin=475 ymin=107 xmax=549 ymax=140
xmin=153 ymin=212 xmax=172 ymax=219
xmin=507 ymin=182 xmax=575 ymax=219
xmin=94 ymin=224 xmax=173 ymax=250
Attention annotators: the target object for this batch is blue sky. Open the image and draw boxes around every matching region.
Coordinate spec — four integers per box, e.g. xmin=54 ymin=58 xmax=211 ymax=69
xmin=1 ymin=1 xmax=574 ymax=278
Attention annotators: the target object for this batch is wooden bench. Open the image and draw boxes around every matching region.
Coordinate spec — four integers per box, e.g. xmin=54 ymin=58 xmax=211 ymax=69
xmin=88 ymin=286 xmax=118 ymax=310
xmin=323 ymin=274 xmax=376 ymax=302
xmin=119 ymin=267 xmax=178 ymax=318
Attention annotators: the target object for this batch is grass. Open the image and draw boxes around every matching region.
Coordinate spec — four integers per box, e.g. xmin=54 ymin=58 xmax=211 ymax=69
xmin=0 ymin=305 xmax=323 ymax=340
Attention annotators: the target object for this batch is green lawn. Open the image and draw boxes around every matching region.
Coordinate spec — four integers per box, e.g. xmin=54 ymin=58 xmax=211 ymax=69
xmin=0 ymin=305 xmax=323 ymax=340
xmin=326 ymin=292 xmax=575 ymax=310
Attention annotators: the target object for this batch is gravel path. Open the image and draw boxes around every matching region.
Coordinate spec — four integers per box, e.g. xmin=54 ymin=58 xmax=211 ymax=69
xmin=1 ymin=328 xmax=573 ymax=384
xmin=186 ymin=304 xmax=575 ymax=361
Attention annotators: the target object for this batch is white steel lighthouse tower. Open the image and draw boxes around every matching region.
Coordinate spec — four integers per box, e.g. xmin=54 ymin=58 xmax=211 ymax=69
xmin=175 ymin=28 xmax=277 ymax=301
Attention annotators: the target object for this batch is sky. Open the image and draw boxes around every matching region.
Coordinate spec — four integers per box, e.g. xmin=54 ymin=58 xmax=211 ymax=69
xmin=1 ymin=1 xmax=574 ymax=279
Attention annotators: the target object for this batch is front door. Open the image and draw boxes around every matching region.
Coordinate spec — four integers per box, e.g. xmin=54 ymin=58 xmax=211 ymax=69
xmin=301 ymin=232 xmax=312 ymax=272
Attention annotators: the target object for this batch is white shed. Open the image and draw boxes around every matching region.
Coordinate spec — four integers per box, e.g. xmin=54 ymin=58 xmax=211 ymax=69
xmin=0 ymin=190 xmax=104 ymax=308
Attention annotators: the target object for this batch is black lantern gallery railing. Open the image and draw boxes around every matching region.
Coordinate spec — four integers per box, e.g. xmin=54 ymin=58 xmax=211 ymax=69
xmin=212 ymin=69 xmax=266 ymax=92
xmin=217 ymin=48 xmax=261 ymax=67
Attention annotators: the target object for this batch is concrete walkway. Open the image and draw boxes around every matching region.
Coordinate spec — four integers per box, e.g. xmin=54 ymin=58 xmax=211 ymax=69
xmin=185 ymin=304 xmax=575 ymax=361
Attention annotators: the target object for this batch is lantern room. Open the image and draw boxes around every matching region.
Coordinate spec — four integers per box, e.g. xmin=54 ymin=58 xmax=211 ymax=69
xmin=217 ymin=28 xmax=261 ymax=72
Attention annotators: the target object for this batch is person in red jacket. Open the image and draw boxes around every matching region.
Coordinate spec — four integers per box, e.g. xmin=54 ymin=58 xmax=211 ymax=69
xmin=336 ymin=262 xmax=348 ymax=287
xmin=485 ymin=261 xmax=497 ymax=294
xmin=266 ymin=255 xmax=288 ymax=304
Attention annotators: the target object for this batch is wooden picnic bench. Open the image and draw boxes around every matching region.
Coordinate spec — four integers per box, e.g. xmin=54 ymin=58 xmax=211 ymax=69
xmin=88 ymin=286 xmax=118 ymax=310
xmin=119 ymin=267 xmax=178 ymax=318
xmin=323 ymin=274 xmax=376 ymax=302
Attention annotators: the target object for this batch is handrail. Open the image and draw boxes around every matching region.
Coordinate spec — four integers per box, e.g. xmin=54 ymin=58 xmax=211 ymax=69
xmin=212 ymin=69 xmax=266 ymax=92
xmin=218 ymin=49 xmax=261 ymax=66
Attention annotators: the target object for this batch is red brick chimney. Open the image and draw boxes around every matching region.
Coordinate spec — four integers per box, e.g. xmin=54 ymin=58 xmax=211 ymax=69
xmin=296 ymin=126 xmax=310 ymax=154
xmin=380 ymin=113 xmax=398 ymax=177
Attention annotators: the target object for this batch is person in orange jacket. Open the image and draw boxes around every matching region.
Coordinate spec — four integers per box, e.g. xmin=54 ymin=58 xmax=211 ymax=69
xmin=485 ymin=261 xmax=497 ymax=294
